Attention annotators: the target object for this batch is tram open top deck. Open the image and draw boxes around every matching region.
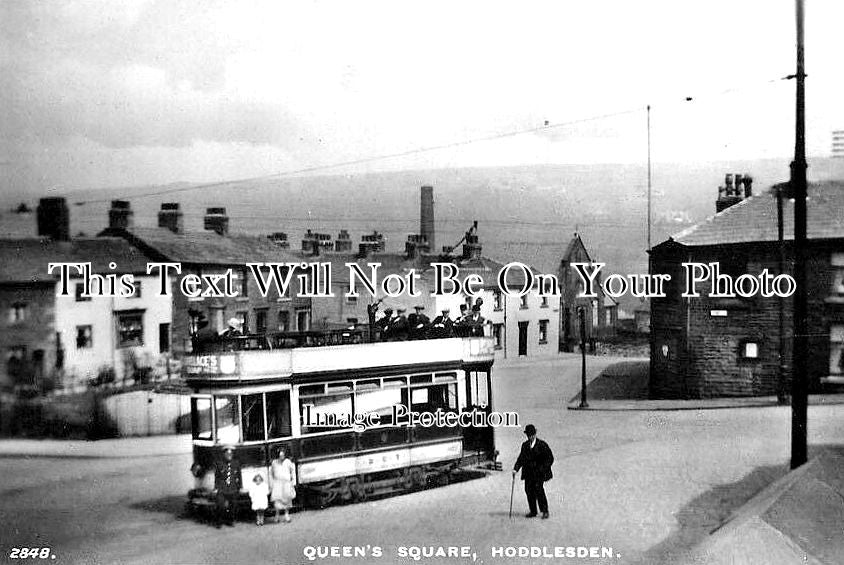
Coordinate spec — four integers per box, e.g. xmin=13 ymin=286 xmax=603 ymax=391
xmin=182 ymin=334 xmax=496 ymax=387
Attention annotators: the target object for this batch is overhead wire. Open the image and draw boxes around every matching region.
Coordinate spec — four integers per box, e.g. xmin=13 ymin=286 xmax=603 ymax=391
xmin=72 ymin=72 xmax=794 ymax=206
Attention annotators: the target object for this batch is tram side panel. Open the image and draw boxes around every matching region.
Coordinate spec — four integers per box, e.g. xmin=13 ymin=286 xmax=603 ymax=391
xmin=187 ymin=362 xmax=497 ymax=511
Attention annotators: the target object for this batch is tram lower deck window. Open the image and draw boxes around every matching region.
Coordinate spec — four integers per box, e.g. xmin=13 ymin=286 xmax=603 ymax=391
xmin=215 ymin=396 xmax=240 ymax=444
xmin=411 ymin=382 xmax=457 ymax=414
xmin=299 ymin=392 xmax=353 ymax=434
xmin=355 ymin=383 xmax=408 ymax=426
xmin=241 ymin=394 xmax=264 ymax=442
xmin=191 ymin=397 xmax=212 ymax=440
xmin=266 ymin=391 xmax=292 ymax=439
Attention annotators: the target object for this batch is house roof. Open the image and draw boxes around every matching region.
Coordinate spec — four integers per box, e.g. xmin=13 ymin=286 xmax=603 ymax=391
xmin=561 ymin=233 xmax=593 ymax=263
xmin=290 ymin=250 xmax=535 ymax=289
xmin=667 ymin=181 xmax=844 ymax=247
xmin=0 ymin=237 xmax=151 ymax=283
xmin=99 ymin=227 xmax=302 ymax=265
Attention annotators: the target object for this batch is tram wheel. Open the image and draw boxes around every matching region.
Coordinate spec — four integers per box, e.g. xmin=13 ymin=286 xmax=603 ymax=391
xmin=339 ymin=478 xmax=354 ymax=502
xmin=350 ymin=477 xmax=367 ymax=501
xmin=318 ymin=488 xmax=337 ymax=508
xmin=400 ymin=469 xmax=414 ymax=490
xmin=410 ymin=467 xmax=425 ymax=489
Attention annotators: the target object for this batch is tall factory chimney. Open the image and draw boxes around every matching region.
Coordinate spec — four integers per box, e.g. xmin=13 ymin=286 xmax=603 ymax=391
xmin=420 ymin=185 xmax=435 ymax=254
xmin=37 ymin=197 xmax=70 ymax=241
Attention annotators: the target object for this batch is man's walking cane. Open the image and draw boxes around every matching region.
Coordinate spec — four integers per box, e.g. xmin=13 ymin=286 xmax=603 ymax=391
xmin=508 ymin=472 xmax=516 ymax=519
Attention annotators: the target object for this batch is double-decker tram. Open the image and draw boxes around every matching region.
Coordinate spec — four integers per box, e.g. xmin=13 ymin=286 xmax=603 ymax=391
xmin=185 ymin=330 xmax=498 ymax=511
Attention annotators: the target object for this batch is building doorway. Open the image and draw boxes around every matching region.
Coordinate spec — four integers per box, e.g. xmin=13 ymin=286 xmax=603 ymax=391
xmin=518 ymin=322 xmax=528 ymax=356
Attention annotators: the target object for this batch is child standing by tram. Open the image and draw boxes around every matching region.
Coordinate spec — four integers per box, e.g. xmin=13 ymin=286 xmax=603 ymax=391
xmin=248 ymin=474 xmax=270 ymax=526
xmin=270 ymin=446 xmax=297 ymax=523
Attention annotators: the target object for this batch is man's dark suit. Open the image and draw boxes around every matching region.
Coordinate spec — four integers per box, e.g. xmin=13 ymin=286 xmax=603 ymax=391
xmin=514 ymin=438 xmax=554 ymax=516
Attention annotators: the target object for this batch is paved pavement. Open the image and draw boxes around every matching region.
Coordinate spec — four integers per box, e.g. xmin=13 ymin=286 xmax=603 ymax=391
xmin=1 ymin=354 xmax=842 ymax=565
xmin=567 ymin=394 xmax=844 ymax=411
xmin=0 ymin=434 xmax=191 ymax=459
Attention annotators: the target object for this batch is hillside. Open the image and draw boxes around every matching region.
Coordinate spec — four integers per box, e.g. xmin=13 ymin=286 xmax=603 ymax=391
xmin=4 ymin=158 xmax=843 ymax=312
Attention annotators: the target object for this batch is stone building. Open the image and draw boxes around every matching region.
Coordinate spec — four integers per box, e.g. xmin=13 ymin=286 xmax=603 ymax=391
xmin=649 ymin=177 xmax=844 ymax=398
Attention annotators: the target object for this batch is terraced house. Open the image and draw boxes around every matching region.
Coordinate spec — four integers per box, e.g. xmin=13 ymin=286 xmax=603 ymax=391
xmin=99 ymin=200 xmax=312 ymax=356
xmin=0 ymin=198 xmax=171 ymax=391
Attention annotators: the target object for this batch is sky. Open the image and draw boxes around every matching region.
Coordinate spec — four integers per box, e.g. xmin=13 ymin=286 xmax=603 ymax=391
xmin=2 ymin=0 xmax=843 ymax=195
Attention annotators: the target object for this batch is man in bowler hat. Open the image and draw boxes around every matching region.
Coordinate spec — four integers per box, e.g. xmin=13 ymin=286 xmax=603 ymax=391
xmin=513 ymin=424 xmax=554 ymax=519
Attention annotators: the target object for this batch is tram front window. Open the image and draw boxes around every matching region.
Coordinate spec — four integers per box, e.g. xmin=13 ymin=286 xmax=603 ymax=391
xmin=241 ymin=394 xmax=264 ymax=442
xmin=266 ymin=391 xmax=292 ymax=439
xmin=215 ymin=396 xmax=240 ymax=444
xmin=191 ymin=397 xmax=213 ymax=440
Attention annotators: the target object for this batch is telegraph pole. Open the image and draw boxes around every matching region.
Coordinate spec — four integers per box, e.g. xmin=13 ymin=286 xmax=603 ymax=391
xmin=647 ymin=104 xmax=652 ymax=252
xmin=578 ymin=307 xmax=588 ymax=408
xmin=790 ymin=0 xmax=808 ymax=469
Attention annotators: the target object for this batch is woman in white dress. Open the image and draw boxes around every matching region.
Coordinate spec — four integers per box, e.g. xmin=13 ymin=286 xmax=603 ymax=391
xmin=270 ymin=446 xmax=296 ymax=523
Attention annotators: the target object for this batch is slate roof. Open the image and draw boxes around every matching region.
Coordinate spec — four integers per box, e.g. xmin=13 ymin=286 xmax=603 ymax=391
xmin=668 ymin=181 xmax=844 ymax=247
xmin=0 ymin=237 xmax=151 ymax=283
xmin=561 ymin=233 xmax=593 ymax=263
xmin=99 ymin=227 xmax=302 ymax=265
xmin=289 ymin=250 xmax=535 ymax=288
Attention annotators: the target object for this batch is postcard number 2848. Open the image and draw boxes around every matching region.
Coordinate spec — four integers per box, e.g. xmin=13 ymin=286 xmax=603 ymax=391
xmin=8 ymin=548 xmax=55 ymax=559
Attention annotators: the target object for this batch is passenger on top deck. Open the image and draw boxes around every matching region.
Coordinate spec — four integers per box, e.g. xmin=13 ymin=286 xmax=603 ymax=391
xmin=388 ymin=307 xmax=409 ymax=341
xmin=192 ymin=313 xmax=219 ymax=354
xmin=220 ymin=317 xmax=244 ymax=338
xmin=407 ymin=305 xmax=430 ymax=339
xmin=466 ymin=305 xmax=486 ymax=337
xmin=376 ymin=308 xmax=393 ymax=340
xmin=428 ymin=308 xmax=454 ymax=339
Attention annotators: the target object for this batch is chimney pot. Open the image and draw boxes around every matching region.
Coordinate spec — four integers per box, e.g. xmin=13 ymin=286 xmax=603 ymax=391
xmin=462 ymin=227 xmax=482 ymax=260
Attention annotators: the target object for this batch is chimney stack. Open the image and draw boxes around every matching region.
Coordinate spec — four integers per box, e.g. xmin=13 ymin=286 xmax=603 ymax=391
xmin=405 ymin=234 xmax=429 ymax=259
xmin=204 ymin=207 xmax=229 ymax=236
xmin=37 ymin=197 xmax=70 ymax=241
xmin=267 ymin=232 xmax=289 ymax=248
xmin=335 ymin=229 xmax=352 ymax=252
xmin=743 ymin=174 xmax=753 ymax=197
xmin=302 ymin=229 xmax=319 ymax=256
xmin=716 ymin=173 xmax=747 ymax=213
xmin=461 ymin=221 xmax=482 ymax=260
xmin=301 ymin=229 xmax=332 ymax=255
xmin=108 ymin=200 xmax=134 ymax=230
xmin=420 ymin=185 xmax=435 ymax=254
xmin=157 ymin=202 xmax=183 ymax=233
xmin=357 ymin=231 xmax=385 ymax=258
